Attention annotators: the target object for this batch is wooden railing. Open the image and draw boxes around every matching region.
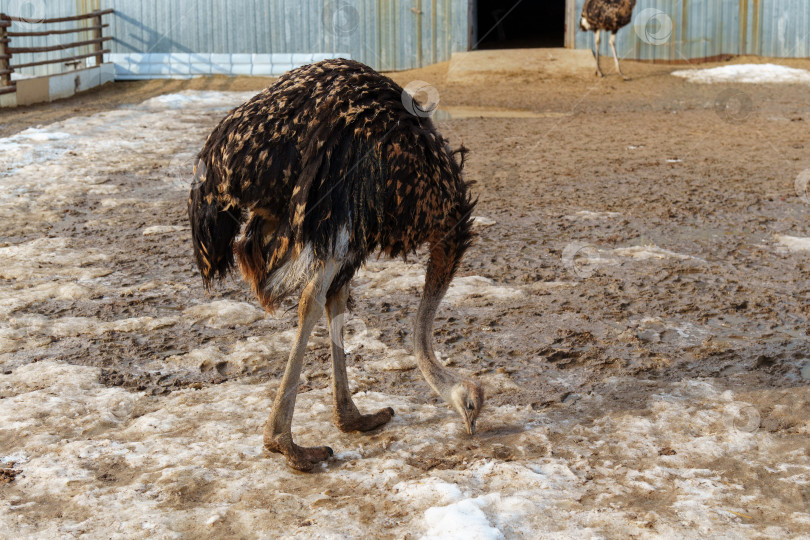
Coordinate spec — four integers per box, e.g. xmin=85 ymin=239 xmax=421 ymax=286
xmin=0 ymin=9 xmax=114 ymax=96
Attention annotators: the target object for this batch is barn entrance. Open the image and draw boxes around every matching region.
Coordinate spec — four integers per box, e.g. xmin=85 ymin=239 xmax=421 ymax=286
xmin=474 ymin=0 xmax=567 ymax=49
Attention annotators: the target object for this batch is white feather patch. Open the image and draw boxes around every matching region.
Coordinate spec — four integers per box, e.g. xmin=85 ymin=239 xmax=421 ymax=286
xmin=265 ymin=243 xmax=315 ymax=298
xmin=333 ymin=226 xmax=351 ymax=260
xmin=262 ymin=227 xmax=350 ymax=299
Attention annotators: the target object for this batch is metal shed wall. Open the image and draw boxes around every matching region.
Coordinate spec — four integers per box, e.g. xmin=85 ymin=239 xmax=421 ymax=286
xmin=571 ymin=0 xmax=810 ymax=61
xmin=101 ymin=0 xmax=470 ymax=72
xmin=5 ymin=0 xmax=808 ymax=81
xmin=750 ymin=0 xmax=810 ymax=58
xmin=1 ymin=0 xmax=471 ymax=78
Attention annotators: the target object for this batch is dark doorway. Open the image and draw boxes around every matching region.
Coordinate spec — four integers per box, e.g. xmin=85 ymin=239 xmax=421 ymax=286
xmin=475 ymin=0 xmax=566 ymax=49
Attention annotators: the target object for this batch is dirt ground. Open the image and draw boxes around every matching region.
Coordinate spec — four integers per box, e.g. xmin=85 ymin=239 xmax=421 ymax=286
xmin=1 ymin=57 xmax=810 ymax=537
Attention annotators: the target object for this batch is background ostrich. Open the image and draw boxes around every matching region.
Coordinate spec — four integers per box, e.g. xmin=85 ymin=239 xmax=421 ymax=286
xmin=188 ymin=59 xmax=485 ymax=471
xmin=580 ymin=0 xmax=637 ymax=80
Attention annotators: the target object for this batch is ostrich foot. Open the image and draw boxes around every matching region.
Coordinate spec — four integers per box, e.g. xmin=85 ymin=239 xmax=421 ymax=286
xmin=264 ymin=432 xmax=333 ymax=472
xmin=335 ymin=407 xmax=395 ymax=433
xmin=595 ymin=70 xmax=605 ymax=78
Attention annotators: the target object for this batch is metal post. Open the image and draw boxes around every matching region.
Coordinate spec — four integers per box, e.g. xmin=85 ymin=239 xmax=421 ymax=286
xmin=92 ymin=14 xmax=103 ymax=66
xmin=0 ymin=20 xmax=11 ymax=89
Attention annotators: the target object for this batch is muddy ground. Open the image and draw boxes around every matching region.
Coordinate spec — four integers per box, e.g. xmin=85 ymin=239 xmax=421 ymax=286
xmin=1 ymin=57 xmax=809 ymax=538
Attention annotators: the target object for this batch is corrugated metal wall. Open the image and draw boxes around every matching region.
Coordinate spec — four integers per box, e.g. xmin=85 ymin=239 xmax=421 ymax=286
xmin=750 ymin=0 xmax=810 ymax=58
xmin=3 ymin=0 xmax=808 ymax=80
xmin=100 ymin=0 xmax=470 ymax=71
xmin=572 ymin=0 xmax=810 ymax=61
xmin=1 ymin=0 xmax=470 ymax=77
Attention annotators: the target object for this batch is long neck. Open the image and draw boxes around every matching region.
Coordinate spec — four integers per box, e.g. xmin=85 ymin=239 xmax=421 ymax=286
xmin=414 ymin=283 xmax=458 ymax=402
xmin=414 ymin=175 xmax=475 ymax=403
xmin=414 ymin=241 xmax=464 ymax=403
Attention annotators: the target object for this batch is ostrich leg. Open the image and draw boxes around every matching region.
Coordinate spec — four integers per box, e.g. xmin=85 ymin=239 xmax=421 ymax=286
xmin=593 ymin=30 xmax=604 ymax=77
xmin=325 ymin=284 xmax=395 ymax=432
xmin=264 ymin=261 xmax=339 ymax=471
xmin=609 ymin=32 xmax=629 ymax=80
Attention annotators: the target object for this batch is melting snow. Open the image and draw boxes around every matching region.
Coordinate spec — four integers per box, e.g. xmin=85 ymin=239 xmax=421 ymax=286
xmin=565 ymin=210 xmax=622 ymax=220
xmin=142 ymin=225 xmax=189 ymax=236
xmin=159 ymin=330 xmax=297 ymax=375
xmin=445 ymin=276 xmax=523 ymax=303
xmin=0 ymin=282 xmax=94 ymax=315
xmin=611 ymin=245 xmax=696 ymax=261
xmin=423 ymin=494 xmax=505 ymax=539
xmin=356 ymin=260 xmax=522 ymax=304
xmin=565 ymin=244 xmax=701 ymax=276
xmin=138 ymin=90 xmax=259 ymax=110
xmin=183 ymin=300 xmax=266 ymax=328
xmin=774 ymin=234 xmax=810 ymax=252
xmin=1 ymin=315 xmax=179 ymax=354
xmin=472 ymin=216 xmax=496 ymax=229
xmin=672 ymin=63 xmax=810 ymax=84
xmin=0 ymin=238 xmax=110 ymax=281
xmin=0 ymin=362 xmax=807 ymax=538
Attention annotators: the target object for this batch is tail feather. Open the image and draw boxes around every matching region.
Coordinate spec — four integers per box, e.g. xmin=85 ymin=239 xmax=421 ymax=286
xmin=188 ymin=160 xmax=244 ymax=288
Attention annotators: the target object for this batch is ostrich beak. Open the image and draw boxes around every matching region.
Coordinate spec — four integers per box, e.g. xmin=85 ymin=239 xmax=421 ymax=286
xmin=465 ymin=414 xmax=476 ymax=436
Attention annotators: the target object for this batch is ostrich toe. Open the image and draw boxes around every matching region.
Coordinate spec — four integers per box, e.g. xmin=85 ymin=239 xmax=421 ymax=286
xmin=335 ymin=407 xmax=395 ymax=433
xmin=264 ymin=434 xmax=333 ymax=472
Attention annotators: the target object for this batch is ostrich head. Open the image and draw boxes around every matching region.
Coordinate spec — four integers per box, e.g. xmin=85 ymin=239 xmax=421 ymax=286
xmin=580 ymin=16 xmax=591 ymax=31
xmin=450 ymin=379 xmax=485 ymax=435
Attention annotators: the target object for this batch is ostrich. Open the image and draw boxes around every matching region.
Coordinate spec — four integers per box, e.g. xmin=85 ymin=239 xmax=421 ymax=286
xmin=188 ymin=59 xmax=484 ymax=471
xmin=580 ymin=0 xmax=637 ymax=80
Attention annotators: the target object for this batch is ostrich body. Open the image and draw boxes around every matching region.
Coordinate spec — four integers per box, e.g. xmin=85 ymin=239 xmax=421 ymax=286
xmin=580 ymin=0 xmax=637 ymax=80
xmin=188 ymin=59 xmax=484 ymax=471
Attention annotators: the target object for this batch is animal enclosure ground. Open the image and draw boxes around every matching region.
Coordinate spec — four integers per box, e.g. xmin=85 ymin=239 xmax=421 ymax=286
xmin=1 ymin=58 xmax=809 ymax=538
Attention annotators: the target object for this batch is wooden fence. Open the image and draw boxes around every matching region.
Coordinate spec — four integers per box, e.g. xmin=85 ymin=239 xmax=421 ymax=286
xmin=0 ymin=9 xmax=114 ymax=96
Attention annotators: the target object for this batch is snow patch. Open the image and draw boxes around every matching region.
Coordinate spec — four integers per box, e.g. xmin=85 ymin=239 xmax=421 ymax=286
xmin=0 ymin=90 xmax=257 ymax=239
xmin=0 ymin=238 xmax=110 ymax=281
xmin=445 ymin=276 xmax=522 ymax=303
xmin=673 ymin=63 xmax=810 ymax=84
xmin=142 ymin=225 xmax=189 ymax=236
xmin=612 ymin=245 xmax=696 ymax=261
xmin=393 ymin=478 xmax=463 ymax=506
xmin=160 ymin=330 xmax=299 ymax=374
xmin=472 ymin=216 xmax=496 ymax=229
xmin=423 ymin=495 xmax=504 ymax=540
xmin=5 ymin=314 xmax=178 ymax=340
xmin=774 ymin=234 xmax=810 ymax=252
xmin=183 ymin=300 xmax=265 ymax=328
xmin=366 ymin=350 xmax=417 ymax=372
xmin=138 ymin=90 xmax=258 ymax=110
xmin=0 ymin=282 xmax=95 ymax=315
xmin=565 ymin=210 xmax=621 ymax=220
xmin=356 ymin=260 xmax=522 ymax=305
